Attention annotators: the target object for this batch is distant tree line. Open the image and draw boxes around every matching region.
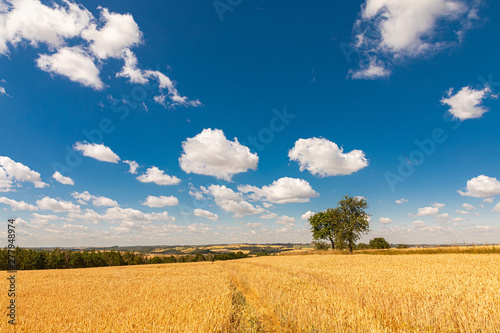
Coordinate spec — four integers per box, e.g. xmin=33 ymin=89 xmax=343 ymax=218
xmin=0 ymin=247 xmax=249 ymax=270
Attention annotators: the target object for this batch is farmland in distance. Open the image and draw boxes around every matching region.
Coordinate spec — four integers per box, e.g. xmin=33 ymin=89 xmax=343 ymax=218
xmin=2 ymin=252 xmax=500 ymax=332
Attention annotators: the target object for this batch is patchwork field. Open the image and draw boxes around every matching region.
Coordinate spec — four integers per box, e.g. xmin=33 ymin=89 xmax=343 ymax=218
xmin=2 ymin=253 xmax=500 ymax=332
xmin=144 ymin=244 xmax=309 ymax=256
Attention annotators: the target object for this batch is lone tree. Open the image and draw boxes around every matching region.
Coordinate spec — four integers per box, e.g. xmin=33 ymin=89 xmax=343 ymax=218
xmin=336 ymin=195 xmax=371 ymax=252
xmin=309 ymin=195 xmax=370 ymax=252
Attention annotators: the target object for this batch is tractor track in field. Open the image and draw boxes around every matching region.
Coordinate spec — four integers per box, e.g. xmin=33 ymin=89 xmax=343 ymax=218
xmin=222 ymin=263 xmax=282 ymax=333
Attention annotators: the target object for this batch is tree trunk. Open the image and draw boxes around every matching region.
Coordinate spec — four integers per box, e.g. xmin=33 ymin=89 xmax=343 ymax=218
xmin=348 ymin=240 xmax=354 ymax=253
xmin=329 ymin=237 xmax=335 ymax=250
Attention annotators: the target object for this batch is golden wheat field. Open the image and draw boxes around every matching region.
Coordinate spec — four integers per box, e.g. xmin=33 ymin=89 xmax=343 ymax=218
xmin=2 ymin=253 xmax=500 ymax=332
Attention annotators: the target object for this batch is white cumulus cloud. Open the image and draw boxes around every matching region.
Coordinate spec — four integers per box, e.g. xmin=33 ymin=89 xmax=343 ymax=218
xmin=276 ymin=215 xmax=296 ymax=227
xmin=436 ymin=213 xmax=450 ymax=220
xmin=238 ymin=177 xmax=319 ymax=204
xmin=71 ymin=191 xmax=92 ymax=204
xmin=52 ymin=171 xmax=74 ymax=185
xmin=415 ymin=207 xmax=440 ymax=216
xmin=260 ymin=212 xmax=278 ymax=220
xmin=458 ymin=175 xmax=500 ymax=198
xmin=0 ymin=0 xmax=199 ymax=105
xmin=194 ymin=209 xmax=219 ymax=222
xmin=189 ymin=189 xmax=206 ymax=201
xmin=142 ymin=195 xmax=179 ymax=208
xmin=433 ymin=203 xmax=446 ymax=209
xmin=395 ymin=198 xmax=408 ymax=204
xmin=0 ymin=0 xmax=92 ymax=54
xmin=136 ymin=167 xmax=181 ymax=186
xmin=0 ymin=197 xmax=38 ymax=211
xmin=288 ymin=137 xmax=368 ymax=177
xmin=67 ymin=207 xmax=178 ymax=231
xmin=359 ymin=0 xmax=467 ymax=54
xmin=301 ymin=210 xmax=315 ymax=221
xmin=351 ymin=0 xmax=479 ymax=79
xmin=179 ymin=129 xmax=258 ymax=181
xmin=117 ymin=49 xmax=201 ymax=107
xmin=92 ymin=196 xmax=119 ymax=207
xmin=411 ymin=202 xmax=445 ymax=217
xmin=247 ymin=223 xmax=264 ymax=229
xmin=71 ymin=191 xmax=118 ymax=207
xmin=102 ymin=206 xmax=175 ymax=223
xmin=412 ymin=220 xmax=425 ymax=228
xmin=441 ymin=86 xmax=496 ymax=120
xmin=462 ymin=203 xmax=476 ymax=211
xmin=36 ymin=47 xmax=103 ymax=89
xmin=73 ymin=142 xmax=120 ymax=163
xmin=0 ymin=156 xmax=48 ymax=191
xmin=206 ymin=185 xmax=264 ymax=218
xmin=37 ymin=196 xmax=80 ymax=213
xmin=81 ymin=8 xmax=141 ymax=59
xmin=379 ymin=217 xmax=393 ymax=225
xmin=350 ymin=60 xmax=390 ymax=80
xmin=123 ymin=160 xmax=139 ymax=174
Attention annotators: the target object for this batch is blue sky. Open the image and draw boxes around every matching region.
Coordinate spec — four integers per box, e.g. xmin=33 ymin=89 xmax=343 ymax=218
xmin=1 ymin=0 xmax=499 ymax=247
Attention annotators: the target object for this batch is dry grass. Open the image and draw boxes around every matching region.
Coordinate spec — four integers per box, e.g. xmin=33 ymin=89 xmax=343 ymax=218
xmin=354 ymin=244 xmax=500 ymax=255
xmin=223 ymin=254 xmax=500 ymax=332
xmin=1 ymin=262 xmax=235 ymax=332
xmin=2 ymin=253 xmax=500 ymax=332
xmin=284 ymin=245 xmax=500 ymax=256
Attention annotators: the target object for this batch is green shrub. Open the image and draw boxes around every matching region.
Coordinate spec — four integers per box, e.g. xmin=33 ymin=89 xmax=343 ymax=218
xmin=369 ymin=238 xmax=391 ymax=249
xmin=312 ymin=240 xmax=330 ymax=251
xmin=356 ymin=243 xmax=370 ymax=250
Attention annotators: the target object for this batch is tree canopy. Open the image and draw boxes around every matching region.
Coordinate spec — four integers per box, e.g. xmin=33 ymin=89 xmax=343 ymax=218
xmin=309 ymin=209 xmax=340 ymax=250
xmin=369 ymin=237 xmax=391 ymax=249
xmin=309 ymin=195 xmax=371 ymax=252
